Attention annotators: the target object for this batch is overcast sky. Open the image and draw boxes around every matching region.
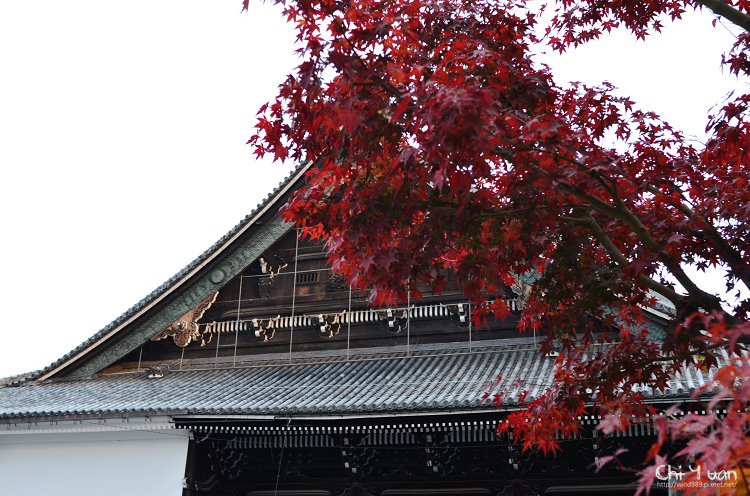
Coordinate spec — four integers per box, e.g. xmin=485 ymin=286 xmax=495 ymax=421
xmin=0 ymin=1 xmax=742 ymax=378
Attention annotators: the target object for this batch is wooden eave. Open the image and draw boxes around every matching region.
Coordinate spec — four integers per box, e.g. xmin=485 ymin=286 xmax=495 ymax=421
xmin=35 ymin=162 xmax=312 ymax=381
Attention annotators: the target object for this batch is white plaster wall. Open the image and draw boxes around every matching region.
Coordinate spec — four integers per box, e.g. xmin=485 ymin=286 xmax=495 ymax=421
xmin=0 ymin=426 xmax=190 ymax=496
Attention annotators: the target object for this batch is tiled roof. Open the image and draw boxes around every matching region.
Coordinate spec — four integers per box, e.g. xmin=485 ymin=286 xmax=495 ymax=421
xmin=0 ymin=338 xmax=714 ymax=421
xmin=22 ymin=162 xmax=310 ymax=384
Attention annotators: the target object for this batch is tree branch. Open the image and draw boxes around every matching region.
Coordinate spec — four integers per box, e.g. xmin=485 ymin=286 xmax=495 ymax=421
xmin=569 ymin=213 xmax=684 ymax=305
xmin=694 ymin=0 xmax=750 ymax=32
xmin=646 ymin=184 xmax=750 ymax=292
xmin=564 ymin=184 xmax=724 ymax=312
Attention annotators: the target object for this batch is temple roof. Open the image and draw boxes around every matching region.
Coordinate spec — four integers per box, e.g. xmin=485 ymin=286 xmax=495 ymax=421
xmin=0 ymin=157 xmax=688 ymax=428
xmin=0 ymin=337 xmax=716 ymax=422
xmin=21 ymin=162 xmax=312 ymax=383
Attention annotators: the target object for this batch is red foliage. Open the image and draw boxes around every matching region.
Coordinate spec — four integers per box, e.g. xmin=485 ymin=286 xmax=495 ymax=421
xmin=248 ymin=0 xmax=750 ymax=493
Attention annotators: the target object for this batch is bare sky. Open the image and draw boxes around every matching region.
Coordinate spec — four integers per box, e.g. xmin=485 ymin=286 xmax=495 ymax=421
xmin=0 ymin=1 xmax=742 ymax=378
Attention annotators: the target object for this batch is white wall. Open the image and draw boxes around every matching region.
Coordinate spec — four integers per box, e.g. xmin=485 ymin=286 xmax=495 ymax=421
xmin=0 ymin=421 xmax=190 ymax=496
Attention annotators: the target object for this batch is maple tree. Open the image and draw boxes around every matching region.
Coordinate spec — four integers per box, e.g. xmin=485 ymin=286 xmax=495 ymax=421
xmin=247 ymin=0 xmax=750 ymax=492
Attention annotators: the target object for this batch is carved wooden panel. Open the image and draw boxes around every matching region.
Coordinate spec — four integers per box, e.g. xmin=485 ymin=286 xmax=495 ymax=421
xmin=151 ymin=291 xmax=218 ymax=347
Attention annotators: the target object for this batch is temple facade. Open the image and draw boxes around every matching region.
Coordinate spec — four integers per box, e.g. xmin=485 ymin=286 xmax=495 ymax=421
xmin=0 ymin=163 xmax=692 ymax=495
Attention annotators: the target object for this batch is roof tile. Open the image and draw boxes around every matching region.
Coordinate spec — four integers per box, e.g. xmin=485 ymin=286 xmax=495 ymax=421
xmin=0 ymin=338 xmax=709 ymax=421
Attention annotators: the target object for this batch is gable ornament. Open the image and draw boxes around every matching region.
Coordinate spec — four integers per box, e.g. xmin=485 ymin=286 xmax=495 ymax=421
xmin=151 ymin=291 xmax=219 ymax=347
